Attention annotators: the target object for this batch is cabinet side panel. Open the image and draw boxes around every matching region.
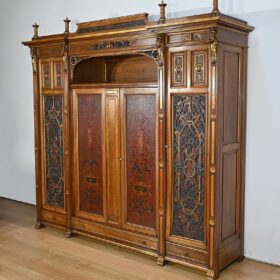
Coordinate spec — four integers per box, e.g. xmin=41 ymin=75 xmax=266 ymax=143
xmin=126 ymin=95 xmax=156 ymax=228
xmin=78 ymin=95 xmax=103 ymax=215
xmin=44 ymin=95 xmax=64 ymax=208
xmin=221 ymin=152 xmax=237 ymax=240
xmin=172 ymin=95 xmax=206 ymax=241
xmin=223 ymin=52 xmax=239 ymax=144
xmin=219 ymin=44 xmax=244 ymax=270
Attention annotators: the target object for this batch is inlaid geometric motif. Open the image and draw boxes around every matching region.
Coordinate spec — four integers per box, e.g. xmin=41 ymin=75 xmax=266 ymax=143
xmin=44 ymin=96 xmax=64 ymax=208
xmin=42 ymin=63 xmax=51 ymax=88
xmin=54 ymin=62 xmax=62 ymax=88
xmin=193 ymin=52 xmax=206 ymax=84
xmin=172 ymin=95 xmax=206 ymax=241
xmin=126 ymin=95 xmax=156 ymax=228
xmin=78 ymin=95 xmax=103 ymax=215
xmin=174 ymin=55 xmax=184 ymax=84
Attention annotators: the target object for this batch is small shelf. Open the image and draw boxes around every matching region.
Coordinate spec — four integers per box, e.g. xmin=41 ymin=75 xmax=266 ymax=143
xmin=73 ymin=54 xmax=158 ymax=85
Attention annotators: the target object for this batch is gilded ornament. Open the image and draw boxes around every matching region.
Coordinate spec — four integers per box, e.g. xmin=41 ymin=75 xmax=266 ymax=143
xmin=210 ymin=28 xmax=217 ymax=65
xmin=30 ymin=48 xmax=37 ymax=73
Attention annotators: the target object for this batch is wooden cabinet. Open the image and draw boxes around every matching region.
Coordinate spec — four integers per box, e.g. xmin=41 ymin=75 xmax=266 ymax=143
xmin=23 ymin=2 xmax=253 ymax=279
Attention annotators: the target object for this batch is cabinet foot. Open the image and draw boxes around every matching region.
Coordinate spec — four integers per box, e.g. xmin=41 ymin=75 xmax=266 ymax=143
xmin=65 ymin=229 xmax=72 ymax=238
xmin=35 ymin=221 xmax=44 ymax=229
xmin=206 ymin=270 xmax=219 ymax=280
xmin=156 ymin=255 xmax=165 ymax=266
xmin=237 ymin=255 xmax=245 ymax=263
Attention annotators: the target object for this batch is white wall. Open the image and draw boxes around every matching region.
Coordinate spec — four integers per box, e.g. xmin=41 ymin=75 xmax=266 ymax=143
xmin=0 ymin=0 xmax=279 ymax=266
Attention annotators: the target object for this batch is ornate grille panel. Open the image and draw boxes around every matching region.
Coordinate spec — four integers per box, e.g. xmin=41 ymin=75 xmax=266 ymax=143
xmin=172 ymin=95 xmax=206 ymax=241
xmin=126 ymin=95 xmax=156 ymax=228
xmin=78 ymin=95 xmax=103 ymax=215
xmin=173 ymin=54 xmax=185 ymax=85
xmin=44 ymin=95 xmax=64 ymax=208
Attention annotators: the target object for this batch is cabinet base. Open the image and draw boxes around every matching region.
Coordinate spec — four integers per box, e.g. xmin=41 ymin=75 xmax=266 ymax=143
xmin=65 ymin=229 xmax=72 ymax=238
xmin=35 ymin=220 xmax=44 ymax=229
xmin=156 ymin=255 xmax=165 ymax=266
xmin=206 ymin=270 xmax=219 ymax=280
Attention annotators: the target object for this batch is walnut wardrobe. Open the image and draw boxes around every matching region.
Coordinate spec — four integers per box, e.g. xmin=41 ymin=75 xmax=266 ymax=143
xmin=23 ymin=1 xmax=253 ymax=279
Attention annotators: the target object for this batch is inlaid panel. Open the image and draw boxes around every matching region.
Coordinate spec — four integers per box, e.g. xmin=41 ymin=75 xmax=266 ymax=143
xmin=172 ymin=53 xmax=185 ymax=87
xmin=192 ymin=51 xmax=207 ymax=87
xmin=44 ymin=96 xmax=64 ymax=208
xmin=172 ymin=95 xmax=206 ymax=241
xmin=42 ymin=62 xmax=51 ymax=88
xmin=54 ymin=61 xmax=63 ymax=88
xmin=126 ymin=95 xmax=156 ymax=228
xmin=78 ymin=95 xmax=103 ymax=215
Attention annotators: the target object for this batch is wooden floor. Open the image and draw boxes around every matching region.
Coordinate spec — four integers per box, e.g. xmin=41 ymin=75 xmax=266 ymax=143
xmin=0 ymin=198 xmax=279 ymax=280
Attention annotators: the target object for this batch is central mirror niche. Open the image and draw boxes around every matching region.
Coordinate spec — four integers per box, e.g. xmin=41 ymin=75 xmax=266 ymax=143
xmin=72 ymin=54 xmax=159 ymax=235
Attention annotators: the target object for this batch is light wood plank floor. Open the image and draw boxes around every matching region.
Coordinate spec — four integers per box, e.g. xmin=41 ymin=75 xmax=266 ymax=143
xmin=0 ymin=198 xmax=279 ymax=280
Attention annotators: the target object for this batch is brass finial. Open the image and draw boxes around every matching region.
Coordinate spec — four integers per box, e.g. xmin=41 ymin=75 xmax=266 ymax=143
xmin=158 ymin=1 xmax=167 ymax=24
xmin=212 ymin=0 xmax=220 ymax=15
xmin=64 ymin=17 xmax=71 ymax=33
xmin=32 ymin=23 xmax=39 ymax=39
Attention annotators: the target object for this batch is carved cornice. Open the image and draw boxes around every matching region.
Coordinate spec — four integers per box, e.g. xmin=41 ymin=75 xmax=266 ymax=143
xmin=210 ymin=28 xmax=217 ymax=65
xmin=89 ymin=40 xmax=136 ymax=50
xmin=30 ymin=47 xmax=37 ymax=73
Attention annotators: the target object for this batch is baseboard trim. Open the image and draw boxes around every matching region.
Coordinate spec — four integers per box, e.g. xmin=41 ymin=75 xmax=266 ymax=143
xmin=244 ymin=257 xmax=280 ymax=268
xmin=0 ymin=196 xmax=35 ymax=206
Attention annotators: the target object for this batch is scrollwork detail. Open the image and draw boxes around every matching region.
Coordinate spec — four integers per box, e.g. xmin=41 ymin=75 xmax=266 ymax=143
xmin=61 ymin=43 xmax=68 ymax=73
xmin=210 ymin=28 xmax=218 ymax=65
xmin=30 ymin=48 xmax=37 ymax=73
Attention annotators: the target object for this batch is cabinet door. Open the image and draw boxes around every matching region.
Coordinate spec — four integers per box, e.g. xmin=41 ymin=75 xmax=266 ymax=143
xmin=120 ymin=88 xmax=158 ymax=236
xmin=40 ymin=59 xmax=66 ymax=214
xmin=73 ymin=89 xmax=106 ymax=223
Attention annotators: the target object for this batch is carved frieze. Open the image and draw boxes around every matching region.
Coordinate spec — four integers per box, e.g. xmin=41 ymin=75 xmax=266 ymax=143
xmin=88 ymin=40 xmax=136 ymax=50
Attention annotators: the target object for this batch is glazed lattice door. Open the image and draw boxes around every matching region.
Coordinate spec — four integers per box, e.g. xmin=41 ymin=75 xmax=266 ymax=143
xmin=167 ymin=93 xmax=207 ymax=244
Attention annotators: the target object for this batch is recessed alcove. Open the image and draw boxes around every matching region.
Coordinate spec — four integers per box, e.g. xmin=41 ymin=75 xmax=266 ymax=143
xmin=73 ymin=54 xmax=158 ymax=84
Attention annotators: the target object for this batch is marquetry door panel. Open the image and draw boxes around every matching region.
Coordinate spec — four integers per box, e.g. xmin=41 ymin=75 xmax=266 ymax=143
xmin=73 ymin=89 xmax=106 ymax=222
xmin=121 ymin=88 xmax=158 ymax=235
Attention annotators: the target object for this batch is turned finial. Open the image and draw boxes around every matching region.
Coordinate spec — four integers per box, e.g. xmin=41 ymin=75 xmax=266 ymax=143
xmin=32 ymin=23 xmax=39 ymax=39
xmin=212 ymin=0 xmax=220 ymax=15
xmin=158 ymin=1 xmax=167 ymax=24
xmin=64 ymin=17 xmax=71 ymax=33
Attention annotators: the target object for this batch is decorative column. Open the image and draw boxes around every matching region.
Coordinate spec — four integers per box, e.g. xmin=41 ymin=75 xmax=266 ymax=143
xmin=155 ymin=34 xmax=166 ymax=266
xmin=158 ymin=1 xmax=167 ymax=24
xmin=206 ymin=28 xmax=219 ymax=280
xmin=212 ymin=0 xmax=220 ymax=16
xmin=62 ymin=18 xmax=72 ymax=238
xmin=32 ymin=23 xmax=39 ymax=39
